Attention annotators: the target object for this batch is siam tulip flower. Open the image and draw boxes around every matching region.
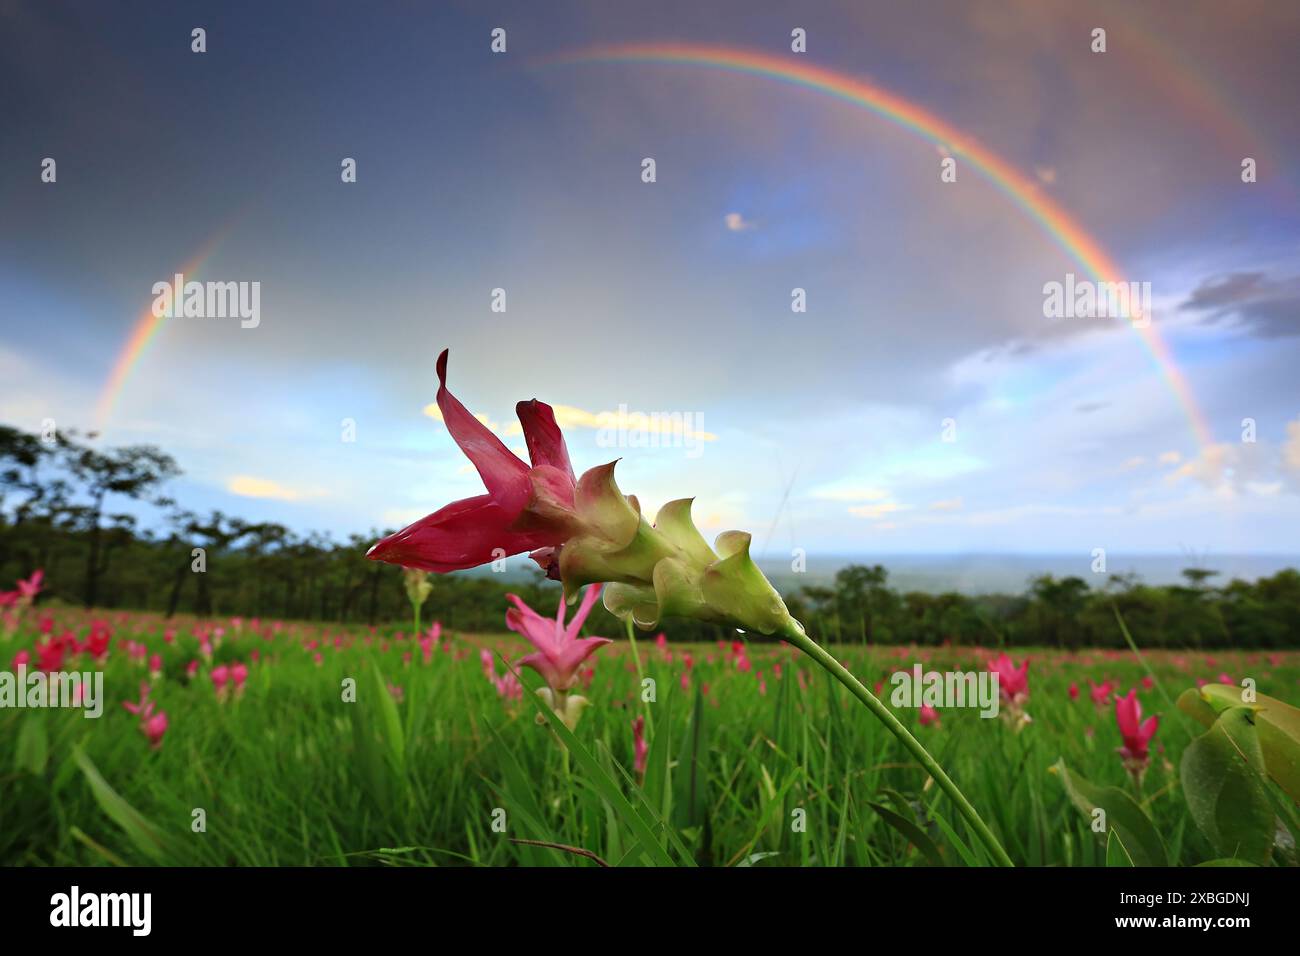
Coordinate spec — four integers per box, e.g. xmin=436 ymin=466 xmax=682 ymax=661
xmin=17 ymin=570 xmax=43 ymax=601
xmin=987 ymin=652 xmax=1028 ymax=701
xmin=142 ymin=711 xmax=168 ymax=750
xmin=1115 ymin=690 xmax=1158 ymax=783
xmin=368 ymin=351 xmax=581 ymax=572
xmin=1088 ymin=678 xmax=1115 ymax=710
xmin=505 ymin=585 xmax=611 ymax=730
xmin=35 ymin=636 xmax=67 ymax=673
xmin=1068 ymin=682 xmax=1079 ymax=701
xmin=369 ymin=351 xmax=806 ymax=642
xmin=402 ymin=566 xmax=434 ymax=635
xmin=211 ymin=664 xmax=230 ymax=699
xmin=149 ymin=654 xmax=163 ymax=680
xmin=1141 ymin=675 xmax=1154 ymax=690
xmin=919 ymin=704 xmax=941 ymax=727
xmin=123 ymin=682 xmax=168 ymax=750
xmin=230 ymin=662 xmax=249 ymax=696
xmin=631 ymin=715 xmax=648 ymax=778
xmin=420 ymin=622 xmax=442 ymax=664
xmin=987 ymin=652 xmax=1030 ymax=730
xmin=185 ymin=659 xmax=199 ymax=680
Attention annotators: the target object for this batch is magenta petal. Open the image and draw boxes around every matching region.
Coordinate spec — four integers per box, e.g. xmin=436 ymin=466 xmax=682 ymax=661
xmin=564 ymin=583 xmax=603 ymax=638
xmin=435 ymin=350 xmax=530 ymax=509
xmin=516 ymin=399 xmax=575 ymax=482
xmin=369 ymin=494 xmax=561 ymax=573
xmin=506 ymin=595 xmax=562 ymax=653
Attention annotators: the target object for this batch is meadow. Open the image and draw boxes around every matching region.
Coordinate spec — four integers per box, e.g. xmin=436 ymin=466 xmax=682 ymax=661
xmin=3 ymin=598 xmax=1297 ymax=867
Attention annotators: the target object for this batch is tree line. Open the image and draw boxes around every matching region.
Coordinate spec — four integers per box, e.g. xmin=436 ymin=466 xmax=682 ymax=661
xmin=2 ymin=424 xmax=1297 ymax=648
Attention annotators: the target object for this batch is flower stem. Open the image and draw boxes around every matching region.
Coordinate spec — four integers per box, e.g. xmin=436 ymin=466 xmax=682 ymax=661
xmin=624 ymin=616 xmax=653 ymax=735
xmin=784 ymin=627 xmax=1014 ymax=868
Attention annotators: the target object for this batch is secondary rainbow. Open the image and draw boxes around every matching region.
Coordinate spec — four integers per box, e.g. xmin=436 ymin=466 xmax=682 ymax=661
xmin=547 ymin=42 xmax=1216 ymax=449
xmin=94 ymin=229 xmax=230 ymax=428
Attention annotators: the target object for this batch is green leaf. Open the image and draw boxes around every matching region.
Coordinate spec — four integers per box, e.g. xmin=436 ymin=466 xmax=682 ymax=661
xmin=1196 ymin=858 xmax=1260 ymax=867
xmin=1051 ymin=758 xmax=1167 ymax=866
xmin=869 ymin=801 xmax=945 ymax=866
xmin=74 ymin=749 xmax=169 ymax=862
xmin=1184 ymin=686 xmax=1300 ymax=803
xmin=1180 ymin=706 xmax=1274 ymax=865
xmin=1105 ymin=829 xmax=1135 ymax=867
xmin=14 ymin=714 xmax=48 ymax=775
xmin=368 ymin=660 xmax=406 ymax=776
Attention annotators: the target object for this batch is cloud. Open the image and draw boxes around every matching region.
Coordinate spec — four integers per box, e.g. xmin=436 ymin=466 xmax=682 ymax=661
xmin=1158 ymin=451 xmax=1182 ymax=465
xmin=1179 ymin=272 xmax=1300 ymax=339
xmin=226 ymin=475 xmax=327 ymax=502
xmin=928 ymin=497 xmax=963 ymax=511
xmin=724 ymin=212 xmax=755 ymax=232
xmin=811 ymin=485 xmax=891 ymax=502
xmin=1284 ymin=418 xmax=1300 ymax=474
xmin=848 ymin=500 xmax=910 ymax=520
xmin=1122 ymin=456 xmax=1147 ymax=470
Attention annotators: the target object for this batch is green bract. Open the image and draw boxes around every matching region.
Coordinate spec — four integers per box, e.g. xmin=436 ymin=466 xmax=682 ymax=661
xmin=554 ymin=462 xmax=804 ymax=639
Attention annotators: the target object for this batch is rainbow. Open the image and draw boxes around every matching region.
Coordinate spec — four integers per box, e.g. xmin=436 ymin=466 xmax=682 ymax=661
xmin=94 ymin=227 xmax=232 ymax=428
xmin=545 ymin=42 xmax=1217 ymax=449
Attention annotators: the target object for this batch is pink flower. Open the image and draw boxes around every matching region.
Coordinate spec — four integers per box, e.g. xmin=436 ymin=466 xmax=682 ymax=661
xmin=16 ymin=569 xmax=43 ymax=600
xmin=35 ymin=636 xmax=66 ymax=673
xmin=1068 ymin=682 xmax=1079 ymax=701
xmin=211 ymin=665 xmax=230 ymax=696
xmin=367 ymin=351 xmax=579 ymax=572
xmin=506 ymin=585 xmax=612 ymax=693
xmin=230 ymin=662 xmax=248 ymax=694
xmin=919 ymin=704 xmax=940 ymax=727
xmin=632 ymin=716 xmax=647 ymax=777
xmin=149 ymin=654 xmax=163 ymax=678
xmin=420 ymin=622 xmax=442 ymax=664
xmin=987 ymin=652 xmax=1029 ymax=702
xmin=1141 ymin=675 xmax=1154 ymax=690
xmin=1115 ymin=690 xmax=1158 ymax=777
xmin=142 ymin=711 xmax=168 ymax=749
xmin=1088 ymin=678 xmax=1115 ymax=708
xmin=185 ymin=659 xmax=199 ymax=679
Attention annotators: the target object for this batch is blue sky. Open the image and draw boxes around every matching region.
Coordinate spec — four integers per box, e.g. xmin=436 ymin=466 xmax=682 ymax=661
xmin=2 ymin=0 xmax=1299 ymax=563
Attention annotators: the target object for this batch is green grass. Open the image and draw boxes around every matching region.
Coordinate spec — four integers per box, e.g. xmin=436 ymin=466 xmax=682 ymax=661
xmin=1 ymin=611 xmax=1296 ymax=866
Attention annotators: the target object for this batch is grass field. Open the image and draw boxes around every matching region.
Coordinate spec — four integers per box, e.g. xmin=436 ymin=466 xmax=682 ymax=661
xmin=2 ymin=607 xmax=1298 ymax=867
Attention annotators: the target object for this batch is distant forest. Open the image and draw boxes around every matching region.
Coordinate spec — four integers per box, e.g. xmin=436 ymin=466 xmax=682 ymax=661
xmin=2 ymin=424 xmax=1298 ymax=648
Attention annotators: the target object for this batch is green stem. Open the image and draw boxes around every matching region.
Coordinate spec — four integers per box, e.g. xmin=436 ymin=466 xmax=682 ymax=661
xmin=785 ymin=627 xmax=1014 ymax=868
xmin=412 ymin=601 xmax=421 ymax=640
xmin=624 ymin=616 xmax=653 ymax=735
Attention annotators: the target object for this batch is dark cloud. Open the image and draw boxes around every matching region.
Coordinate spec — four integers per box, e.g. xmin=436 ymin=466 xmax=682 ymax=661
xmin=1180 ymin=272 xmax=1300 ymax=338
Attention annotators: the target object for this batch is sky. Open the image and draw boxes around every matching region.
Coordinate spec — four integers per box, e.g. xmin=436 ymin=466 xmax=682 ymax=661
xmin=2 ymin=0 xmax=1299 ymax=569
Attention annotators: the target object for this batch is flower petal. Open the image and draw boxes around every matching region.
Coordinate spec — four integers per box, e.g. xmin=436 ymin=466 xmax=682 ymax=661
xmin=369 ymin=494 xmax=559 ymax=573
xmin=435 ymin=350 xmax=529 ymax=507
xmin=516 ymin=399 xmax=574 ymax=482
